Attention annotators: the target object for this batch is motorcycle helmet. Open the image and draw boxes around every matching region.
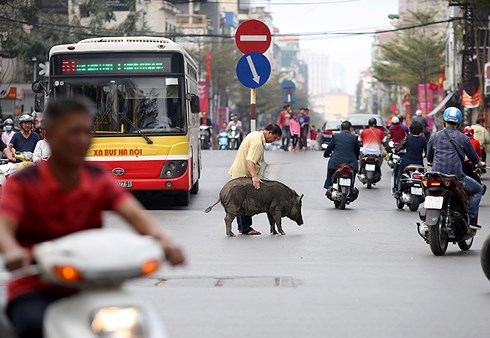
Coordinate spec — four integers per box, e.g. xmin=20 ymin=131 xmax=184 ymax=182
xmin=463 ymin=126 xmax=474 ymax=136
xmin=368 ymin=117 xmax=377 ymax=126
xmin=392 ymin=116 xmax=399 ymax=124
xmin=19 ymin=114 xmax=34 ymax=125
xmin=4 ymin=118 xmax=13 ymax=125
xmin=443 ymin=107 xmax=462 ymax=124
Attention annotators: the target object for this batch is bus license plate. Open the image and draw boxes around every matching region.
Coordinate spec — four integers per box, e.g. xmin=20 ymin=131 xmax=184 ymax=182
xmin=339 ymin=178 xmax=351 ymax=186
xmin=365 ymin=164 xmax=375 ymax=171
xmin=411 ymin=187 xmax=423 ymax=195
xmin=118 ymin=180 xmax=133 ymax=188
xmin=424 ymin=196 xmax=443 ymax=209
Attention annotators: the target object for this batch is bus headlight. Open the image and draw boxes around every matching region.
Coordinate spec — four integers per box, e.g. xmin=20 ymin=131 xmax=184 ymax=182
xmin=160 ymin=161 xmax=187 ymax=179
xmin=91 ymin=307 xmax=146 ymax=338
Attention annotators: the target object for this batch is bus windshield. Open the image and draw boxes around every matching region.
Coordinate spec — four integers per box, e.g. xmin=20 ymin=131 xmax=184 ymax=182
xmin=51 ymin=76 xmax=185 ymax=135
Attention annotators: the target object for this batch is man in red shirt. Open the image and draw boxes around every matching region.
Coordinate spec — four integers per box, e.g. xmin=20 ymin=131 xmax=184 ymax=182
xmin=0 ymin=98 xmax=185 ymax=338
xmin=278 ymin=104 xmax=292 ymax=150
xmin=389 ymin=116 xmax=407 ymax=143
xmin=464 ymin=126 xmax=482 ymax=157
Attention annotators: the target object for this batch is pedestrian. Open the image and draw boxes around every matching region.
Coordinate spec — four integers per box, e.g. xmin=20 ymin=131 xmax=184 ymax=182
xmin=471 ymin=117 xmax=490 ymax=166
xmin=278 ymin=104 xmax=292 ymax=151
xmin=228 ymin=124 xmax=282 ymax=235
xmin=310 ymin=125 xmax=318 ymax=151
xmin=290 ymin=113 xmax=300 ymax=151
xmin=298 ymin=108 xmax=310 ymax=150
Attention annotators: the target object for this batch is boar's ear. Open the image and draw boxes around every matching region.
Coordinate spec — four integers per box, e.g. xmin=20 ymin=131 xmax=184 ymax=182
xmin=299 ymin=194 xmax=304 ymax=202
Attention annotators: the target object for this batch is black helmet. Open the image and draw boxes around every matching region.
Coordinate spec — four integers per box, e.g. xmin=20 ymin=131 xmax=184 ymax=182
xmin=368 ymin=117 xmax=377 ymax=126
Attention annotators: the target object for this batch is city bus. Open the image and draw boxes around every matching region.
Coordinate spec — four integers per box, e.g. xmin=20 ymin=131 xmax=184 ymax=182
xmin=48 ymin=37 xmax=201 ymax=206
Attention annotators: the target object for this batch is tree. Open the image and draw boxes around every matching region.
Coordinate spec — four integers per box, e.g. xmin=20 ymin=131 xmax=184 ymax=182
xmin=372 ymin=12 xmax=446 ymax=115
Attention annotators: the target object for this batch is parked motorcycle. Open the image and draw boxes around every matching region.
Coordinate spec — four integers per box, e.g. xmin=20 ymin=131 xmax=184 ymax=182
xmin=417 ymin=172 xmax=477 ymax=256
xmin=326 ymin=164 xmax=359 ymax=209
xmin=218 ymin=130 xmax=229 ymax=150
xmin=481 ymin=235 xmax=490 ymax=281
xmin=200 ymin=125 xmax=211 ymax=150
xmin=228 ymin=126 xmax=240 ymax=150
xmin=392 ymin=153 xmax=426 ymax=211
xmin=0 ymin=228 xmax=168 ymax=338
xmin=386 ymin=140 xmax=400 ymax=169
xmin=358 ymin=154 xmax=382 ymax=189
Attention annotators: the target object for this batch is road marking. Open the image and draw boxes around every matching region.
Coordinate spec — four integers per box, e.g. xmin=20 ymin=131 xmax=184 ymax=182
xmin=246 ymin=55 xmax=261 ymax=84
xmin=240 ymin=35 xmax=267 ymax=42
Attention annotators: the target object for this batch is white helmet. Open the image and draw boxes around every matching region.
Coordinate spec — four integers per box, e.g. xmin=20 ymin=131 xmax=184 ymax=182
xmin=416 ymin=109 xmax=423 ymax=116
xmin=392 ymin=116 xmax=399 ymax=124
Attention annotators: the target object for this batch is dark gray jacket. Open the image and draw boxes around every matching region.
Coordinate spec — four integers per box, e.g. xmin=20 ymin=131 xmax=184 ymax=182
xmin=323 ymin=130 xmax=360 ymax=171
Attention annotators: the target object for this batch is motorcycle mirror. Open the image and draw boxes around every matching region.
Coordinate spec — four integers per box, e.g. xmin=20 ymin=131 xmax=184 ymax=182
xmin=189 ymin=94 xmax=200 ymax=114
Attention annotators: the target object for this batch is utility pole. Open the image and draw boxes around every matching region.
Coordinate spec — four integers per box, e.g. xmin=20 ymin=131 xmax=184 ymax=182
xmin=462 ymin=3 xmax=475 ymax=126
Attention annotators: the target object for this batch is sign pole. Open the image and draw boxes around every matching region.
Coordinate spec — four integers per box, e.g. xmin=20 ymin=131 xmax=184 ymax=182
xmin=250 ymin=88 xmax=257 ymax=132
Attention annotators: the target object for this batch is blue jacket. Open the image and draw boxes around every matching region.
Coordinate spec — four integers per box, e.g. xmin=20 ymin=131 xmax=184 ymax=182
xmin=323 ymin=131 xmax=360 ymax=171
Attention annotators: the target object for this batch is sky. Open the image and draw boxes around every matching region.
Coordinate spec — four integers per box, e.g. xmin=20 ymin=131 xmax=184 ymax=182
xmin=269 ymin=0 xmax=399 ymax=95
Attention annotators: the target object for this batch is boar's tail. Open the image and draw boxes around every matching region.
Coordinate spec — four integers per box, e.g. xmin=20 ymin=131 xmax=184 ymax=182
xmin=205 ymin=200 xmax=221 ymax=213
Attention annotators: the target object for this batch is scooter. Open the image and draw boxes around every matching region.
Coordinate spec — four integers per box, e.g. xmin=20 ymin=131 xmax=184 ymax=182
xmin=358 ymin=154 xmax=382 ymax=189
xmin=0 ymin=159 xmax=15 ymax=188
xmin=218 ymin=130 xmax=229 ymax=150
xmin=1 ymin=228 xmax=168 ymax=338
xmin=200 ymin=125 xmax=211 ymax=150
xmin=326 ymin=164 xmax=359 ymax=209
xmin=417 ymin=172 xmax=476 ymax=256
xmin=386 ymin=140 xmax=400 ymax=169
xmin=392 ymin=153 xmax=426 ymax=212
xmin=228 ymin=126 xmax=240 ymax=150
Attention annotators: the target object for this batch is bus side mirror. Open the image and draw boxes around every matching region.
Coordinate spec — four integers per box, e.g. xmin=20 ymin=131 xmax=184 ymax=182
xmin=190 ymin=94 xmax=200 ymax=114
xmin=32 ymin=80 xmax=48 ymax=113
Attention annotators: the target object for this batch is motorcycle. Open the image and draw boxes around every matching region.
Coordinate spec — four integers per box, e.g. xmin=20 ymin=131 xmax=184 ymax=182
xmin=482 ymin=235 xmax=490 ymax=281
xmin=0 ymin=228 xmax=168 ymax=338
xmin=0 ymin=159 xmax=15 ymax=188
xmin=200 ymin=125 xmax=211 ymax=150
xmin=392 ymin=153 xmax=426 ymax=212
xmin=386 ymin=140 xmax=400 ymax=169
xmin=326 ymin=164 xmax=359 ymax=209
xmin=417 ymin=172 xmax=476 ymax=256
xmin=358 ymin=154 xmax=382 ymax=189
xmin=218 ymin=130 xmax=229 ymax=150
xmin=228 ymin=126 xmax=240 ymax=150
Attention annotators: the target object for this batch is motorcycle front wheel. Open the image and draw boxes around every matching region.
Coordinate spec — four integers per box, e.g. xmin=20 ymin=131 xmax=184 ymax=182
xmin=396 ymin=198 xmax=404 ymax=210
xmin=428 ymin=216 xmax=448 ymax=256
xmin=481 ymin=236 xmax=490 ymax=281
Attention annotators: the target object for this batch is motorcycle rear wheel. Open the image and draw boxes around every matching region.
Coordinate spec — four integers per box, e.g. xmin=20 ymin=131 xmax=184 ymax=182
xmin=481 ymin=236 xmax=490 ymax=281
xmin=428 ymin=217 xmax=448 ymax=256
xmin=334 ymin=201 xmax=340 ymax=209
xmin=457 ymin=237 xmax=473 ymax=251
xmin=409 ymin=196 xmax=421 ymax=212
xmin=366 ymin=179 xmax=372 ymax=189
xmin=339 ymin=193 xmax=347 ymax=210
xmin=396 ymin=198 xmax=404 ymax=210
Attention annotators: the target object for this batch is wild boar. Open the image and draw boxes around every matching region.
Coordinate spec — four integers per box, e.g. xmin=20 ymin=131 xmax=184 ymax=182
xmin=205 ymin=177 xmax=304 ymax=237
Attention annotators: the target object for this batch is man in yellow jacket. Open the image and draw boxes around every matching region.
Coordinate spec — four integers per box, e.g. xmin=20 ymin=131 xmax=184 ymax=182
xmin=472 ymin=118 xmax=490 ymax=169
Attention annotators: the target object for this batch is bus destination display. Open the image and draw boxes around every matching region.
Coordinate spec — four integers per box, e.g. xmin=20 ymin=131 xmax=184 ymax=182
xmin=58 ymin=56 xmax=172 ymax=74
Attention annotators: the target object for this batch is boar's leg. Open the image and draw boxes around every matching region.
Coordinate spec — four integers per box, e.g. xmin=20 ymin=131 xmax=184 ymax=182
xmin=273 ymin=212 xmax=286 ymax=235
xmin=267 ymin=212 xmax=278 ymax=235
xmin=225 ymin=213 xmax=236 ymax=237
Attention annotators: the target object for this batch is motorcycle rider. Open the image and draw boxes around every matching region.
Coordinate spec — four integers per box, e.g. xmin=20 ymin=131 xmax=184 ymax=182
xmin=2 ymin=118 xmax=16 ymax=145
xmin=412 ymin=110 xmax=430 ymax=140
xmin=9 ymin=114 xmax=40 ymax=155
xmin=323 ymin=121 xmax=360 ymax=193
xmin=471 ymin=117 xmax=489 ymax=168
xmin=392 ymin=121 xmax=426 ymax=195
xmin=199 ymin=112 xmax=213 ymax=149
xmin=359 ymin=117 xmax=385 ymax=164
xmin=427 ymin=107 xmax=485 ymax=229
xmin=463 ymin=127 xmax=482 ymax=158
xmin=389 ymin=116 xmax=407 ymax=144
xmin=227 ymin=114 xmax=243 ymax=145
xmin=0 ymin=98 xmax=185 ymax=338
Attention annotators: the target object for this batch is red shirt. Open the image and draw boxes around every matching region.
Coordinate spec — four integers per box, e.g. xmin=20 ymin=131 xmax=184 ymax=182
xmin=389 ymin=124 xmax=407 ymax=143
xmin=310 ymin=129 xmax=318 ymax=141
xmin=469 ymin=136 xmax=482 ymax=157
xmin=0 ymin=161 xmax=130 ymax=301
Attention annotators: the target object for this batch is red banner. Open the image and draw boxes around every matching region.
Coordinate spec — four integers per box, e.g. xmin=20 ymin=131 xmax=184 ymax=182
xmin=198 ymin=81 xmax=209 ymax=114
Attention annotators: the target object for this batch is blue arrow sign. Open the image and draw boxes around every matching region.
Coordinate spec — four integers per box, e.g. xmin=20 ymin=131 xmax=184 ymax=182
xmin=280 ymin=80 xmax=296 ymax=93
xmin=236 ymin=52 xmax=271 ymax=89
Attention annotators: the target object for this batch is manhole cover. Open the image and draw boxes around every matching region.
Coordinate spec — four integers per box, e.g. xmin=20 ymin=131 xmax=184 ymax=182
xmin=143 ymin=276 xmax=299 ymax=288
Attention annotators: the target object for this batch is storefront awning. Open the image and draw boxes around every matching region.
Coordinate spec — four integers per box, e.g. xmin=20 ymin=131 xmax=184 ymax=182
xmin=427 ymin=92 xmax=455 ymax=117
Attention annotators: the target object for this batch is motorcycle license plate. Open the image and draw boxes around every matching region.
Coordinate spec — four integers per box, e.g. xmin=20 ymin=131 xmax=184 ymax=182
xmin=339 ymin=178 xmax=351 ymax=186
xmin=118 ymin=180 xmax=133 ymax=188
xmin=411 ymin=187 xmax=423 ymax=195
xmin=424 ymin=196 xmax=443 ymax=209
xmin=365 ymin=164 xmax=376 ymax=171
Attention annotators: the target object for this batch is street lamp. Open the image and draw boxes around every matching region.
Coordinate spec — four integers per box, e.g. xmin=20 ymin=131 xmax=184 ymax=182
xmin=387 ymin=13 xmax=418 ymax=24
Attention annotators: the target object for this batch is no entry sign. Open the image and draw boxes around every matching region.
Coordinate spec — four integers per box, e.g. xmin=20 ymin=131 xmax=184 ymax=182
xmin=235 ymin=20 xmax=272 ymax=54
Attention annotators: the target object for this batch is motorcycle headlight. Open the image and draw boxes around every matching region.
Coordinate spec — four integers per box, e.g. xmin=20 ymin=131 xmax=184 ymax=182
xmin=91 ymin=307 xmax=146 ymax=338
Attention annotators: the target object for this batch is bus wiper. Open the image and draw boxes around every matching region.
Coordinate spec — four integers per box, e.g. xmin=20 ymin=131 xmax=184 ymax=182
xmin=117 ymin=112 xmax=153 ymax=144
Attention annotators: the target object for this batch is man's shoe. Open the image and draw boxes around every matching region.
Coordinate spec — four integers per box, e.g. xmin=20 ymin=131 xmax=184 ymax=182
xmin=469 ymin=218 xmax=482 ymax=230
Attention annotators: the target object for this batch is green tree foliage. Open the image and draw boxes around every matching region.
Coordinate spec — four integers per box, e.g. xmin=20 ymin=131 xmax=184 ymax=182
xmin=372 ymin=12 xmax=445 ymax=89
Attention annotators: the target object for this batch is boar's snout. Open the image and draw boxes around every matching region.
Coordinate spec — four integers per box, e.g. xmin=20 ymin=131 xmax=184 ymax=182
xmin=296 ymin=218 xmax=303 ymax=226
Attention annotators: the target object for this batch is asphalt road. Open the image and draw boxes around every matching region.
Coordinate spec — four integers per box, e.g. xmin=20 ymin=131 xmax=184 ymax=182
xmin=2 ymin=149 xmax=490 ymax=337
